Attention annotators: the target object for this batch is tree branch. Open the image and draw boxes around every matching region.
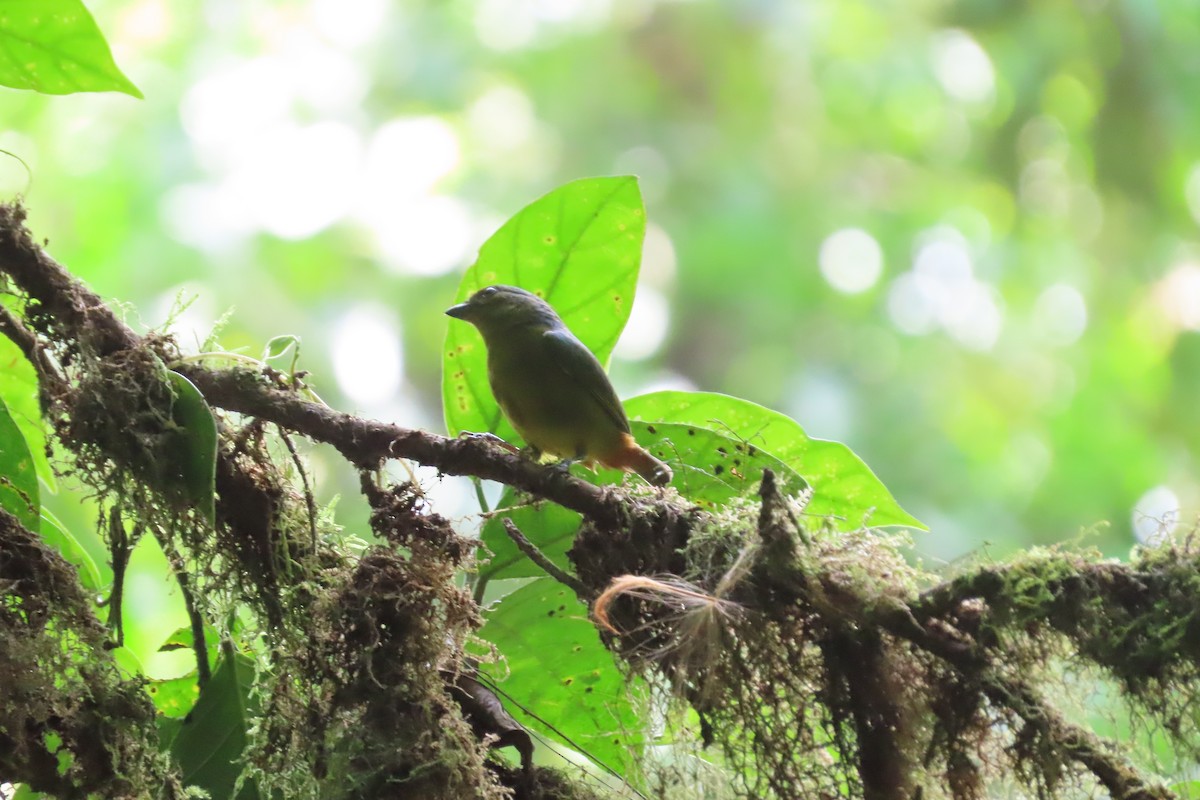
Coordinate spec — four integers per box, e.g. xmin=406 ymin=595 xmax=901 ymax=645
xmin=0 ymin=203 xmax=139 ymax=356
xmin=176 ymin=363 xmax=668 ymax=532
xmin=501 ymin=518 xmax=591 ymax=601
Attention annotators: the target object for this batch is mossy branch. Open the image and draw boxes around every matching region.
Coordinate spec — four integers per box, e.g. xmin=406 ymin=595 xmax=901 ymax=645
xmin=0 ymin=507 xmax=186 ymax=796
xmin=1 ymin=200 xmax=1194 ymax=799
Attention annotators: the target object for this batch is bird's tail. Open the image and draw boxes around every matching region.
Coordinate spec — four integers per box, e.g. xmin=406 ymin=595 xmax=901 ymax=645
xmin=601 ymin=433 xmax=673 ymax=486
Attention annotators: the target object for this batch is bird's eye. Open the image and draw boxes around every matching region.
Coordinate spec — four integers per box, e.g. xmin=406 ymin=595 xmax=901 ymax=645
xmin=478 ymin=286 xmax=499 ymax=300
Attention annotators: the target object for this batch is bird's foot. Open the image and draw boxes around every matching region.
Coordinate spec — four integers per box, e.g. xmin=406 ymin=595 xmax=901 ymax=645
xmin=458 ymin=431 xmax=520 ymax=454
xmin=547 ymin=458 xmax=577 ymax=477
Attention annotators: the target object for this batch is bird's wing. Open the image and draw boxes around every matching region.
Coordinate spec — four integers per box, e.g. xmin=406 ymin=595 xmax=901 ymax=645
xmin=542 ymin=328 xmax=631 ymax=434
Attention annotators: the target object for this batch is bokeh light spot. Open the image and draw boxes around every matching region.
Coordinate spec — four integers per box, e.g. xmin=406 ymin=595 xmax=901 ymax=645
xmin=332 ymin=305 xmax=403 ymax=406
xmin=615 ymin=286 xmax=669 ymax=361
xmin=641 ymin=223 xmax=677 ymax=288
xmin=1154 ymin=263 xmax=1200 ymax=330
xmin=373 ymin=195 xmax=475 ymax=277
xmin=312 ymin=0 xmax=387 ymax=47
xmin=1032 ymin=283 xmax=1087 ymax=346
xmin=888 ymin=228 xmax=1003 ymax=349
xmin=931 ymin=29 xmax=995 ymax=106
xmin=819 ymin=227 xmax=884 ymax=294
xmin=467 ymin=85 xmax=536 ymax=153
xmin=180 ymin=57 xmax=292 ymax=155
xmin=232 ymin=121 xmax=362 ymax=240
xmin=365 ymin=116 xmax=461 ymax=200
xmin=1132 ymin=485 xmax=1179 ymax=545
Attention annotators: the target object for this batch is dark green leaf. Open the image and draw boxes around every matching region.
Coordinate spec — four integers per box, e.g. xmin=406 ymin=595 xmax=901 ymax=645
xmin=166 ymin=371 xmax=218 ymax=525
xmin=167 ymin=652 xmax=259 ymax=799
xmin=0 ymin=0 xmax=142 ymax=97
xmin=443 ymin=176 xmax=645 ymax=439
xmin=626 ymin=391 xmax=924 ymax=530
xmin=477 ymin=578 xmax=643 ymax=780
xmin=0 ymin=393 xmax=39 ymax=530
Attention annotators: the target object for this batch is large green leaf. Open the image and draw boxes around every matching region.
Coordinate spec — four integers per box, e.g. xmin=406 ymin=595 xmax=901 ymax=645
xmin=477 ymin=578 xmax=643 ymax=780
xmin=166 ymin=652 xmax=260 ymax=799
xmin=443 ymin=176 xmax=645 ymax=439
xmin=165 ymin=371 xmax=218 ymax=525
xmin=626 ymin=391 xmax=924 ymax=530
xmin=0 ymin=0 xmax=142 ymax=97
xmin=0 ymin=394 xmax=39 ymax=530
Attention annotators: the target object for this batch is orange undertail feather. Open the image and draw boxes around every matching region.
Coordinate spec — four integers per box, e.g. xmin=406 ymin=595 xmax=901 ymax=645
xmin=599 ymin=433 xmax=673 ymax=486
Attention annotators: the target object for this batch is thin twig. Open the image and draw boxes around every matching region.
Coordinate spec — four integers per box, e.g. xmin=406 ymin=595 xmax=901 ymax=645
xmin=501 ymin=518 xmax=591 ymax=601
xmin=162 ymin=539 xmax=212 ymax=686
xmin=106 ymin=507 xmax=129 ymax=647
xmin=278 ymin=425 xmax=318 ymax=554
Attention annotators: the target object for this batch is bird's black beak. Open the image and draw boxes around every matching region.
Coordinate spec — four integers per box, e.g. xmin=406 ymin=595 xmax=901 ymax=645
xmin=445 ymin=301 xmax=472 ymax=320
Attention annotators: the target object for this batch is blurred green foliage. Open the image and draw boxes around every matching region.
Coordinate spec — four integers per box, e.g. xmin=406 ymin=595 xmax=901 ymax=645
xmin=3 ymin=0 xmax=1199 ymax=673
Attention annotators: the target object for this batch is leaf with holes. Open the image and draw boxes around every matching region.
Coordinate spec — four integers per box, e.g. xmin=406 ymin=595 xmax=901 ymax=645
xmin=442 ymin=176 xmax=645 ymax=440
xmin=626 ymin=391 xmax=924 ymax=530
xmin=158 ymin=624 xmax=220 ymax=674
xmin=148 ymin=671 xmax=202 ymax=719
xmin=0 ymin=0 xmax=142 ymax=97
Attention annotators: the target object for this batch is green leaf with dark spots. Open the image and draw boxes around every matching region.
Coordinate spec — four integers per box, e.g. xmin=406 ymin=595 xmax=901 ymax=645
xmin=477 ymin=578 xmax=643 ymax=782
xmin=627 ymin=391 xmax=924 ymax=530
xmin=624 ymin=420 xmax=807 ymax=505
xmin=148 ymin=671 xmax=202 ymax=719
xmin=478 ymin=420 xmax=805 ymax=582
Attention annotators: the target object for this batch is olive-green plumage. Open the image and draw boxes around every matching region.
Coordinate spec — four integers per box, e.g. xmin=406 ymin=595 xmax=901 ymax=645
xmin=446 ymin=285 xmax=672 ymax=485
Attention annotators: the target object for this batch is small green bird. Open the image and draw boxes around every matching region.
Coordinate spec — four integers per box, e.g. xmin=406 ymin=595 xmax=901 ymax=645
xmin=446 ymin=285 xmax=672 ymax=486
